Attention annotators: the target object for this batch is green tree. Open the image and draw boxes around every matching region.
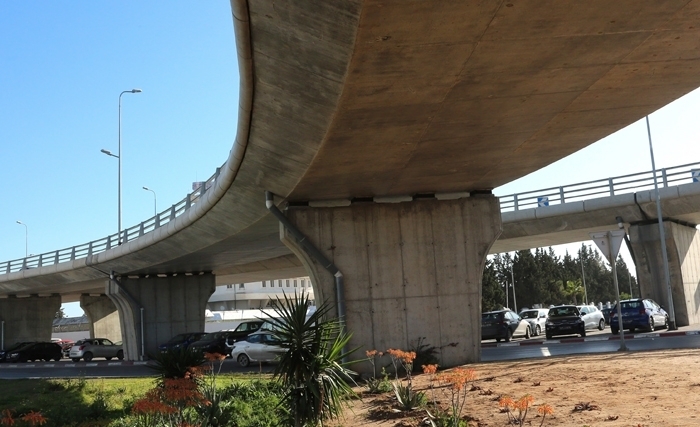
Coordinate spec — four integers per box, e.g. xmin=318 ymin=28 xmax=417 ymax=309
xmin=266 ymin=293 xmax=356 ymax=427
xmin=482 ymin=259 xmax=505 ymax=311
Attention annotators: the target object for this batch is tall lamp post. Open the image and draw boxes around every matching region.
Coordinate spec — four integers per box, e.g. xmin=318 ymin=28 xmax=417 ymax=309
xmin=101 ymin=88 xmax=142 ymax=243
xmin=142 ymin=186 xmax=157 ymax=217
xmin=15 ymin=220 xmax=27 ymax=257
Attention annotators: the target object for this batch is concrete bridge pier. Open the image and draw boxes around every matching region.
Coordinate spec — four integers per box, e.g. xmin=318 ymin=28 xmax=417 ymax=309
xmin=629 ymin=221 xmax=700 ymax=327
xmin=80 ymin=294 xmax=122 ymax=343
xmin=0 ymin=294 xmax=60 ymax=349
xmin=106 ymin=273 xmax=215 ymax=360
xmin=281 ymin=195 xmax=501 ymax=372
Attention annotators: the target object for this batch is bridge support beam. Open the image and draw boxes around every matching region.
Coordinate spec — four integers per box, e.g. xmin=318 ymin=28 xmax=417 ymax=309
xmin=281 ymin=196 xmax=501 ymax=372
xmin=629 ymin=221 xmax=700 ymax=327
xmin=80 ymin=294 xmax=121 ymax=343
xmin=0 ymin=295 xmax=60 ymax=348
xmin=106 ymin=273 xmax=215 ymax=360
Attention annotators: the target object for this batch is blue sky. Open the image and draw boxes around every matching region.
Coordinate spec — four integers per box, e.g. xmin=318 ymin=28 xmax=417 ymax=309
xmin=2 ymin=2 xmax=699 ymax=316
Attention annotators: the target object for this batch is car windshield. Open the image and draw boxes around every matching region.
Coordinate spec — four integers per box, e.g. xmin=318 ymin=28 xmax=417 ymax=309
xmin=549 ymin=307 xmax=578 ymax=317
xmin=620 ymin=300 xmax=643 ymax=310
xmin=482 ymin=312 xmax=501 ymax=322
xmin=520 ymin=311 xmax=538 ymax=319
xmin=200 ymin=332 xmax=224 ymax=341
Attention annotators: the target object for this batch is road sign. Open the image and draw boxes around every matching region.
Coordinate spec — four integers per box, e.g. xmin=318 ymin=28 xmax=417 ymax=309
xmin=537 ymin=196 xmax=549 ymax=207
xmin=589 ymin=230 xmax=626 ymax=265
xmin=692 ymin=169 xmax=700 ymax=183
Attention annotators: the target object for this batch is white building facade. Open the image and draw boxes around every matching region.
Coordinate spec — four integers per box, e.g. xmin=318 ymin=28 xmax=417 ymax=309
xmin=206 ymin=277 xmax=314 ymax=311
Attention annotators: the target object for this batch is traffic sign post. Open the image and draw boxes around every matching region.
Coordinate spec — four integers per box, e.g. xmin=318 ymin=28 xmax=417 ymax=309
xmin=590 ymin=230 xmax=628 ymax=351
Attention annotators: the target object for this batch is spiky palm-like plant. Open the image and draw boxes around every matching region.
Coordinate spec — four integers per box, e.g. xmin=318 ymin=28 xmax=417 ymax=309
xmin=265 ymin=293 xmax=356 ymax=427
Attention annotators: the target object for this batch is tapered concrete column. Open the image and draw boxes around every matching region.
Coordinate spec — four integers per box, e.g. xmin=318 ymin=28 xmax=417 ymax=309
xmin=80 ymin=294 xmax=121 ymax=343
xmin=106 ymin=273 xmax=215 ymax=360
xmin=282 ymin=196 xmax=501 ymax=370
xmin=0 ymin=295 xmax=60 ymax=348
xmin=629 ymin=221 xmax=700 ymax=327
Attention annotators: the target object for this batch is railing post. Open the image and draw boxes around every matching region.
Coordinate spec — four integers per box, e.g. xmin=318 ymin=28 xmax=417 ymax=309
xmin=662 ymin=168 xmax=668 ymax=187
xmin=186 ymin=194 xmax=192 ymax=209
xmin=54 ymin=251 xmax=59 ymax=265
xmin=608 ymin=178 xmax=614 ymax=196
xmin=70 ymin=247 xmax=76 ymax=261
xmin=107 ymin=235 xmax=112 ymax=250
xmin=559 ymin=186 xmax=565 ymax=204
xmin=513 ymin=194 xmax=519 ymax=211
xmin=21 ymin=259 xmax=27 ymax=270
xmin=4 ymin=261 xmax=9 ymax=274
xmin=122 ymin=229 xmax=128 ymax=244
xmin=38 ymin=254 xmax=43 ymax=268
xmin=170 ymin=205 xmax=177 ymax=220
xmin=139 ymin=223 xmax=145 ymax=236
xmin=88 ymin=242 xmax=93 ymax=257
xmin=155 ymin=214 xmax=161 ymax=229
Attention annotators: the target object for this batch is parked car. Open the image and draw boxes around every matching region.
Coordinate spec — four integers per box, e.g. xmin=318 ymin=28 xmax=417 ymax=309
xmin=69 ymin=338 xmax=123 ymax=362
xmin=158 ymin=332 xmax=207 ymax=353
xmin=481 ymin=309 xmax=531 ymax=342
xmin=224 ymin=320 xmax=265 ymax=346
xmin=5 ymin=342 xmax=62 ymax=363
xmin=577 ymin=305 xmax=606 ymax=331
xmin=230 ymin=331 xmax=285 ymax=367
xmin=610 ymin=298 xmax=669 ymax=334
xmin=545 ymin=305 xmax=586 ymax=339
xmin=0 ymin=342 xmax=35 ymax=362
xmin=189 ymin=331 xmax=240 ymax=356
xmin=519 ymin=308 xmax=549 ymax=336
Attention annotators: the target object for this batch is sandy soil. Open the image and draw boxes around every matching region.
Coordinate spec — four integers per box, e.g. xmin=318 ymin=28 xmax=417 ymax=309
xmin=331 ymin=349 xmax=700 ymax=427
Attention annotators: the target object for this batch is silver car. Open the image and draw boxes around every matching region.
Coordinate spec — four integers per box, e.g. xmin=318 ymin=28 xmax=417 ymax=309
xmin=230 ymin=332 xmax=285 ymax=367
xmin=69 ymin=338 xmax=123 ymax=362
xmin=519 ymin=308 xmax=549 ymax=336
xmin=577 ymin=305 xmax=606 ymax=331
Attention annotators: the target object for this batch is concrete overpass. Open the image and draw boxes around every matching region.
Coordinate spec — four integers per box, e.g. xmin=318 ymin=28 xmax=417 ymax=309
xmin=3 ymin=0 xmax=700 ymax=369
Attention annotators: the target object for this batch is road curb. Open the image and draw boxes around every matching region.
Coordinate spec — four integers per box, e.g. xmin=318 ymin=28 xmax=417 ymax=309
xmin=481 ymin=330 xmax=700 ymax=348
xmin=0 ymin=360 xmax=150 ymax=369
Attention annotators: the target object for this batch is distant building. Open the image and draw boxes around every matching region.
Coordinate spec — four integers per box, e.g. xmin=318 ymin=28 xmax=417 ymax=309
xmin=206 ymin=277 xmax=314 ymax=311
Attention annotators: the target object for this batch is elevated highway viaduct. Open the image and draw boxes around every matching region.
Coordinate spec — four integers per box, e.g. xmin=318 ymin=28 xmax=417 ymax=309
xmin=3 ymin=0 xmax=700 ymax=371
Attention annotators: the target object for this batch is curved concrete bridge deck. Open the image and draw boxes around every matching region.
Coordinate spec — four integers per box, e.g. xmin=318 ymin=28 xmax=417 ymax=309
xmin=3 ymin=0 xmax=700 ymax=367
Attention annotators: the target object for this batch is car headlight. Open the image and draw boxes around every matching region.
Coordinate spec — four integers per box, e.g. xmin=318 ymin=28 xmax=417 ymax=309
xmin=9 ymin=353 xmax=18 ymax=357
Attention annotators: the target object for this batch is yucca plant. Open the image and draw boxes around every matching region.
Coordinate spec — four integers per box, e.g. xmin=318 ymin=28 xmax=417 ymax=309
xmin=264 ymin=293 xmax=357 ymax=427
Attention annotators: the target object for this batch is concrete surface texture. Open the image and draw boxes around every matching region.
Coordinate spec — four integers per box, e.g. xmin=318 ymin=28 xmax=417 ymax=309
xmin=80 ymin=294 xmax=122 ymax=344
xmin=631 ymin=221 xmax=700 ymax=327
xmin=0 ymin=295 xmax=60 ymax=346
xmin=5 ymin=1 xmax=700 ymax=302
xmin=283 ymin=196 xmax=501 ymax=370
xmin=107 ymin=273 xmax=215 ymax=360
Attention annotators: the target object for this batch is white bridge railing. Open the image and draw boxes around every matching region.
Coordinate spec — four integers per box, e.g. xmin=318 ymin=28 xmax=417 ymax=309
xmin=3 ymin=161 xmax=700 ymax=275
xmin=498 ymin=161 xmax=700 ymax=212
xmin=2 ymin=164 xmax=223 ymax=275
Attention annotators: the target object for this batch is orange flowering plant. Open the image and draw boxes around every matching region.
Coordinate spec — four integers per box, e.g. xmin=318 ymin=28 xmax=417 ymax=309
xmin=423 ymin=367 xmax=476 ymax=427
xmin=364 ymin=349 xmax=391 ymax=394
xmin=0 ymin=409 xmax=47 ymax=426
xmin=499 ymin=394 xmax=552 ymax=426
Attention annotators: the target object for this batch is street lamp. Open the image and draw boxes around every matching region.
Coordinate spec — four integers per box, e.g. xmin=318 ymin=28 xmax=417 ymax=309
xmin=101 ymin=88 xmax=142 ymax=243
xmin=15 ymin=220 xmax=27 ymax=257
xmin=142 ymin=186 xmax=157 ymax=217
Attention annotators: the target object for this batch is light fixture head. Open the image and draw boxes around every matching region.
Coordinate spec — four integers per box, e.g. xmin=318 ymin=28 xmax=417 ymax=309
xmin=131 ymin=88 xmax=142 ymax=93
xmin=16 ymin=220 xmax=22 ymax=225
xmin=616 ymin=216 xmax=625 ymax=230
xmin=142 ymin=186 xmax=150 ymax=191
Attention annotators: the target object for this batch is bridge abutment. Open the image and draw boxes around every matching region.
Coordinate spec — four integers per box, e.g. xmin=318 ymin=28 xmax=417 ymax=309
xmin=0 ymin=295 xmax=60 ymax=348
xmin=281 ymin=196 xmax=501 ymax=372
xmin=106 ymin=273 xmax=215 ymax=360
xmin=80 ymin=294 xmax=121 ymax=343
xmin=629 ymin=221 xmax=700 ymax=327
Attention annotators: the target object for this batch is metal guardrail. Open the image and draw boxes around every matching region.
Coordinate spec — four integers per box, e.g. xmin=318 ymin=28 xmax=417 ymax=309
xmin=2 ymin=164 xmax=223 ymax=275
xmin=3 ymin=160 xmax=700 ymax=276
xmin=498 ymin=161 xmax=700 ymax=212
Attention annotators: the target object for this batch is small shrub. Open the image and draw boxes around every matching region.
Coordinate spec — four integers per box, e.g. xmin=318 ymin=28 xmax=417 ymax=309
xmin=393 ymin=382 xmax=426 ymax=411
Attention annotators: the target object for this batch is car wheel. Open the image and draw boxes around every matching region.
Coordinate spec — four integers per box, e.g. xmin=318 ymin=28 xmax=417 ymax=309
xmin=611 ymin=327 xmax=618 ymax=335
xmin=546 ymin=333 xmax=553 ymax=340
xmin=598 ymin=319 xmax=605 ymax=331
xmin=629 ymin=327 xmax=636 ymax=333
xmin=117 ymin=350 xmax=124 ymax=360
xmin=237 ymin=354 xmax=250 ymax=367
xmin=504 ymin=329 xmax=513 ymax=342
xmin=535 ymin=325 xmax=541 ymax=336
xmin=83 ymin=352 xmax=93 ymax=362
xmin=524 ymin=327 xmax=531 ymax=339
xmin=580 ymin=330 xmax=586 ymax=338
xmin=43 ymin=358 xmax=50 ymax=362
xmin=53 ymin=356 xmax=61 ymax=362
xmin=495 ymin=338 xmax=500 ymax=343
xmin=663 ymin=315 xmax=669 ymax=329
xmin=71 ymin=358 xmax=80 ymax=363
xmin=105 ymin=357 xmax=112 ymax=361
xmin=648 ymin=317 xmax=655 ymax=332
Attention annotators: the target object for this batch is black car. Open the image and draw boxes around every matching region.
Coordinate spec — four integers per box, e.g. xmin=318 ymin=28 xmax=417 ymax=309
xmin=0 ymin=342 xmax=35 ymax=362
xmin=545 ymin=305 xmax=586 ymax=339
xmin=158 ymin=332 xmax=206 ymax=353
xmin=189 ymin=331 xmax=240 ymax=356
xmin=224 ymin=321 xmax=264 ymax=346
xmin=601 ymin=307 xmax=613 ymax=325
xmin=5 ymin=342 xmax=62 ymax=362
xmin=481 ymin=309 xmax=531 ymax=342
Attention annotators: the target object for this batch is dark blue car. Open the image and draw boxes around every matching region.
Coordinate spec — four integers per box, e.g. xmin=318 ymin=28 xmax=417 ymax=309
xmin=610 ymin=298 xmax=669 ymax=334
xmin=158 ymin=332 xmax=206 ymax=353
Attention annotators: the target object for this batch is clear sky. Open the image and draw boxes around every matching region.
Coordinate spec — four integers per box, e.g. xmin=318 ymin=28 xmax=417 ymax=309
xmin=2 ymin=2 xmax=700 ymax=316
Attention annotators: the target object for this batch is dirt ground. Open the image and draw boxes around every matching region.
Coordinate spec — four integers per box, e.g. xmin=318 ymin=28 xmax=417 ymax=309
xmin=331 ymin=349 xmax=700 ymax=427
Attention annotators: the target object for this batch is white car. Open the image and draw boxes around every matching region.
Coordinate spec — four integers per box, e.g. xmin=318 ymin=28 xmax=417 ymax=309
xmin=519 ymin=308 xmax=549 ymax=336
xmin=577 ymin=305 xmax=606 ymax=331
xmin=230 ymin=332 xmax=285 ymax=367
